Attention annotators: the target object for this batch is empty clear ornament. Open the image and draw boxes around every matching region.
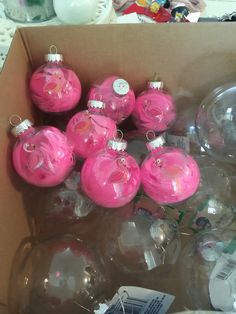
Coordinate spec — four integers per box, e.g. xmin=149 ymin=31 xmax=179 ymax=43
xmin=179 ymin=229 xmax=236 ymax=310
xmin=176 ymin=155 xmax=236 ymax=231
xmin=36 ymin=171 xmax=98 ymax=239
xmin=167 ymin=91 xmax=206 ymax=156
xmin=98 ymin=196 xmax=181 ymax=274
xmin=9 ymin=235 xmax=109 ymax=314
xmin=196 ymin=82 xmax=236 ymax=164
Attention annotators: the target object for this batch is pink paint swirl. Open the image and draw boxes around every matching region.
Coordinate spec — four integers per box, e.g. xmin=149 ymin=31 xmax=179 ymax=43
xmin=81 ymin=148 xmax=141 ymax=208
xmin=132 ymin=86 xmax=177 ymax=133
xmin=66 ymin=110 xmax=117 ymax=159
xmin=87 ymin=76 xmax=135 ymax=124
xmin=30 ymin=62 xmax=81 ymax=113
xmin=12 ymin=126 xmax=75 ymax=187
xmin=141 ymin=146 xmax=200 ymax=204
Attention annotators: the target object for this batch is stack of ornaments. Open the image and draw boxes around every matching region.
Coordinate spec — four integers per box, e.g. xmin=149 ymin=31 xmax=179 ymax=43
xmin=113 ymin=0 xmax=206 ymax=22
xmin=8 ymin=45 xmax=236 ymax=313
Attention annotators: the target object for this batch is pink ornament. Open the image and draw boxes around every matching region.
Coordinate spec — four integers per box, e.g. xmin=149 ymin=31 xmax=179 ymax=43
xmin=141 ymin=136 xmax=200 ymax=204
xmin=87 ymin=76 xmax=135 ymax=124
xmin=11 ymin=119 xmax=75 ymax=187
xmin=29 ymin=47 xmax=82 ymax=113
xmin=81 ymin=138 xmax=141 ymax=208
xmin=66 ymin=106 xmax=117 ymax=159
xmin=132 ymin=80 xmax=177 ymax=133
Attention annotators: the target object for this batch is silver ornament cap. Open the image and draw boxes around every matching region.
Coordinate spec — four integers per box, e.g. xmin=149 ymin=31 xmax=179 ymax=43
xmin=108 ymin=139 xmax=127 ymax=151
xmin=146 ymin=135 xmax=166 ymax=151
xmin=87 ymin=100 xmax=105 ymax=110
xmin=148 ymin=81 xmax=164 ymax=90
xmin=113 ymin=79 xmax=130 ymax=96
xmin=44 ymin=53 xmax=63 ymax=63
xmin=11 ymin=119 xmax=33 ymax=137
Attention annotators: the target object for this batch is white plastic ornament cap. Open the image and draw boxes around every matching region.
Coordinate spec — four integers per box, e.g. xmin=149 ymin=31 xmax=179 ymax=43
xmin=44 ymin=53 xmax=63 ymax=63
xmin=108 ymin=139 xmax=127 ymax=151
xmin=113 ymin=79 xmax=130 ymax=96
xmin=11 ymin=119 xmax=33 ymax=137
xmin=148 ymin=81 xmax=164 ymax=90
xmin=146 ymin=136 xmax=166 ymax=151
xmin=87 ymin=100 xmax=105 ymax=110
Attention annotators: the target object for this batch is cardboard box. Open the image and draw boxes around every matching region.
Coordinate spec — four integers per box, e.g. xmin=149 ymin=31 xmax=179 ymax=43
xmin=1 ymin=23 xmax=236 ymax=312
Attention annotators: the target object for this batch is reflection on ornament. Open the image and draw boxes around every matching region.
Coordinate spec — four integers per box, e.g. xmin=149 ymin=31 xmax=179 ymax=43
xmin=98 ymin=196 xmax=181 ymax=273
xmin=9 ymin=235 xmax=108 ymax=314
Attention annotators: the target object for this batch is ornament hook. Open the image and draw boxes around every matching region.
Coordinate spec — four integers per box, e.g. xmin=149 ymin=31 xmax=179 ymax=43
xmin=116 ymin=129 xmax=124 ymax=141
xmin=146 ymin=130 xmax=156 ymax=142
xmin=9 ymin=114 xmax=22 ymax=127
xmin=49 ymin=45 xmax=58 ymax=54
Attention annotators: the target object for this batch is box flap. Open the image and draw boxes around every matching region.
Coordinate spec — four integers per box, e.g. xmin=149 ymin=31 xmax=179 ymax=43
xmin=0 ymin=30 xmax=32 ymax=305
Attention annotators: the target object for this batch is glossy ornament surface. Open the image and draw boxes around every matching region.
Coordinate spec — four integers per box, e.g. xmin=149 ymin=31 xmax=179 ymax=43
xmin=66 ymin=110 xmax=117 ymax=159
xmin=141 ymin=136 xmax=200 ymax=204
xmin=179 ymin=155 xmax=236 ymax=231
xmin=196 ymin=82 xmax=236 ymax=164
xmin=11 ymin=119 xmax=74 ymax=187
xmin=81 ymin=138 xmax=141 ymax=207
xmin=30 ymin=48 xmax=82 ymax=113
xmin=9 ymin=235 xmax=108 ymax=314
xmin=99 ymin=196 xmax=181 ymax=273
xmin=87 ymin=76 xmax=135 ymax=124
xmin=132 ymin=80 xmax=176 ymax=133
xmin=180 ymin=229 xmax=236 ymax=310
xmin=167 ymin=92 xmax=206 ymax=156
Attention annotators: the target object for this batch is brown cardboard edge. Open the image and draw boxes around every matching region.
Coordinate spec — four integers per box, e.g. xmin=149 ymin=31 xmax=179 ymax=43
xmin=0 ymin=28 xmax=32 ymax=306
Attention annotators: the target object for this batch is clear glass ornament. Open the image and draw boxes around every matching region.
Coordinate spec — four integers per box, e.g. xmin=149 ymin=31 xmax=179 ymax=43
xmin=196 ymin=82 xmax=236 ymax=164
xmin=9 ymin=235 xmax=109 ymax=314
xmin=180 ymin=229 xmax=236 ymax=310
xmin=98 ymin=196 xmax=181 ymax=274
xmin=167 ymin=92 xmax=206 ymax=156
xmin=176 ymin=155 xmax=236 ymax=231
xmin=36 ymin=171 xmax=98 ymax=239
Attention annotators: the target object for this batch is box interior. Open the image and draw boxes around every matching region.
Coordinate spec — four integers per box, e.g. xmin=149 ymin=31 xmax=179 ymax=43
xmin=1 ymin=23 xmax=236 ymax=312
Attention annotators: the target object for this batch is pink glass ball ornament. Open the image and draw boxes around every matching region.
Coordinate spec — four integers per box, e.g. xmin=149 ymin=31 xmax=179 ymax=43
xmin=29 ymin=45 xmax=82 ymax=113
xmin=9 ymin=235 xmax=108 ymax=314
xmin=87 ymin=75 xmax=135 ymax=124
xmin=10 ymin=117 xmax=75 ymax=187
xmin=66 ymin=104 xmax=117 ymax=159
xmin=98 ymin=196 xmax=181 ymax=274
xmin=141 ymin=135 xmax=201 ymax=204
xmin=132 ymin=80 xmax=177 ymax=133
xmin=81 ymin=137 xmax=141 ymax=208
